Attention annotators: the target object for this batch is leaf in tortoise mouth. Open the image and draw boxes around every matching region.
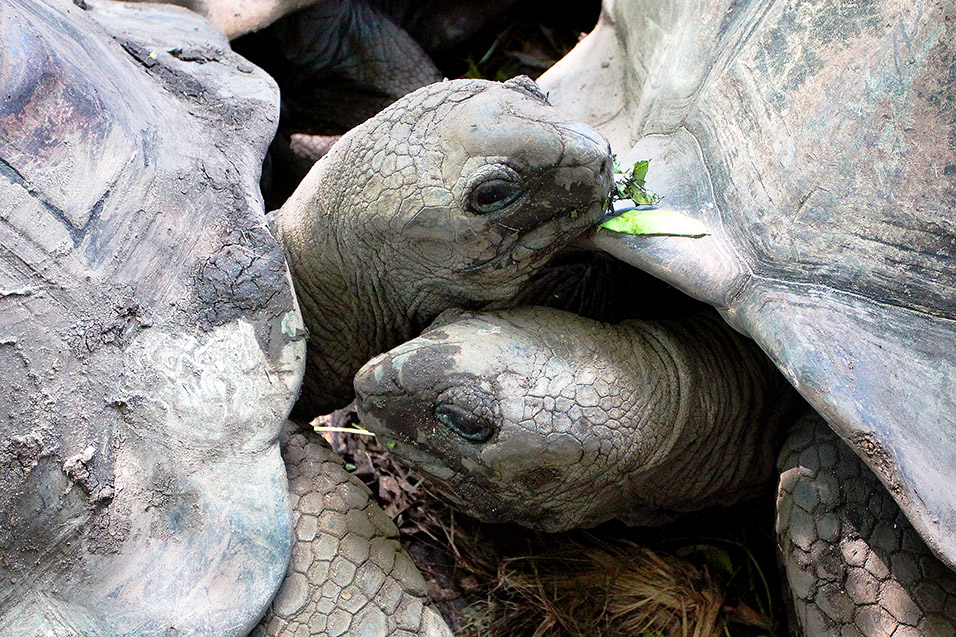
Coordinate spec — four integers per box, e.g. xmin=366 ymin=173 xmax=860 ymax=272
xmin=601 ymin=207 xmax=709 ymax=238
xmin=612 ymin=157 xmax=660 ymax=206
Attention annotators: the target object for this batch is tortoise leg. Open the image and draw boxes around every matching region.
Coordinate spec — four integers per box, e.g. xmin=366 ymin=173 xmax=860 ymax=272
xmin=777 ymin=413 xmax=956 ymax=636
xmin=253 ymin=422 xmax=453 ymax=636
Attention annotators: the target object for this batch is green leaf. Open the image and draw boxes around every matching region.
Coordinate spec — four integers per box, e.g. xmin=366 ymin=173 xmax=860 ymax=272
xmin=609 ymin=156 xmax=660 ymax=206
xmin=600 ymin=208 xmax=709 ymax=237
xmin=625 ymin=183 xmax=658 ymax=206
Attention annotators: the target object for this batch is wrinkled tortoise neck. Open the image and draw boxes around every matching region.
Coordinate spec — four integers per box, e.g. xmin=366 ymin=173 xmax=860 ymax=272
xmin=270 ymin=161 xmax=415 ymax=418
xmin=615 ymin=313 xmax=794 ymax=516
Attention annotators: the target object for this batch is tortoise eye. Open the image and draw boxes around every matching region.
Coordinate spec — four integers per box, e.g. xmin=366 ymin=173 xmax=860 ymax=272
xmin=434 ymin=403 xmax=495 ymax=442
xmin=469 ymin=179 xmax=523 ymax=214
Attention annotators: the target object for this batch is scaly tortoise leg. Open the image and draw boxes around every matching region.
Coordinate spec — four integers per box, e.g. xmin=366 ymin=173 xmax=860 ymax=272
xmin=777 ymin=413 xmax=956 ymax=636
xmin=253 ymin=422 xmax=453 ymax=636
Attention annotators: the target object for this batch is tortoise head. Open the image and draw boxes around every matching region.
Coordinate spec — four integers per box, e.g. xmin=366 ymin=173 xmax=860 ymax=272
xmin=372 ymin=76 xmax=613 ymax=313
xmin=276 ymin=77 xmax=614 ymax=414
xmin=280 ymin=76 xmax=614 ymax=321
xmin=353 ymin=308 xmax=652 ymax=532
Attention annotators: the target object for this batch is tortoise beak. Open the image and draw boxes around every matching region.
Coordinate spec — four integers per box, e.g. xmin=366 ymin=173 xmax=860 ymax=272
xmin=354 ymin=346 xmax=438 ymax=445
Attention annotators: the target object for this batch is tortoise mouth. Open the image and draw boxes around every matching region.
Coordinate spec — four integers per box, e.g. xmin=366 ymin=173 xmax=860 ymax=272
xmin=356 ymin=404 xmax=462 ymax=478
xmin=354 ymin=383 xmax=442 ymax=457
xmin=457 ymin=198 xmax=608 ymax=274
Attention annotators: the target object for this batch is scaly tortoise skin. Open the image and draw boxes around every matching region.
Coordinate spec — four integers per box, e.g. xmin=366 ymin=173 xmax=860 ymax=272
xmin=0 ymin=1 xmax=612 ymax=634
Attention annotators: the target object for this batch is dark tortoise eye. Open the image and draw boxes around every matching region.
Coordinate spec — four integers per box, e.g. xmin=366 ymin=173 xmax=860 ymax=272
xmin=434 ymin=403 xmax=495 ymax=442
xmin=469 ymin=179 xmax=523 ymax=214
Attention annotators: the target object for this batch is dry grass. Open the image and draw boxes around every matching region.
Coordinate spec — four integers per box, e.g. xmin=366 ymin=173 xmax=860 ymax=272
xmin=455 ymin=539 xmax=726 ymax=637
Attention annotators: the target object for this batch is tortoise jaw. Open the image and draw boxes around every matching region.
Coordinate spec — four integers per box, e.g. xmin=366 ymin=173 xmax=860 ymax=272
xmin=354 ymin=354 xmax=442 ymax=455
xmin=459 ymin=197 xmax=609 ymax=274
xmin=356 ymin=401 xmax=462 ymax=482
xmin=510 ymin=201 xmax=607 ymax=265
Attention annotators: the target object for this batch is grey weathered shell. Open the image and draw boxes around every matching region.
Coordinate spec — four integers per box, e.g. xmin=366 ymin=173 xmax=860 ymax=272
xmin=541 ymin=0 xmax=956 ymax=568
xmin=0 ymin=0 xmax=303 ymax=633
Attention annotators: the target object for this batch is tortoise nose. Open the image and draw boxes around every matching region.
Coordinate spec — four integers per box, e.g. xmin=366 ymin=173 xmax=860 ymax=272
xmin=599 ymin=156 xmax=613 ymax=191
xmin=353 ymin=352 xmax=399 ymax=403
xmin=554 ymin=121 xmax=613 ymax=196
xmin=555 ymin=122 xmax=612 ymax=162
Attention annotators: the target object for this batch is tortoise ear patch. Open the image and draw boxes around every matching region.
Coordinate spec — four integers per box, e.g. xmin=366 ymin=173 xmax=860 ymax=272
xmin=502 ymin=75 xmax=551 ymax=105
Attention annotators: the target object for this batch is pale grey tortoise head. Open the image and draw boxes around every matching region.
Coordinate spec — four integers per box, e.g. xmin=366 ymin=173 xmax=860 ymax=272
xmin=355 ymin=309 xmax=634 ymax=531
xmin=354 ymin=306 xmax=791 ymax=532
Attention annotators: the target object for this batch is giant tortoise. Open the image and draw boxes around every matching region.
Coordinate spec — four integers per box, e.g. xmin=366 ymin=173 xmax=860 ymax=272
xmin=353 ymin=0 xmax=956 ymax=634
xmin=0 ymin=0 xmax=612 ymax=634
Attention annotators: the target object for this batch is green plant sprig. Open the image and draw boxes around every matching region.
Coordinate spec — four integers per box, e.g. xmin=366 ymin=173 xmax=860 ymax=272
xmin=611 ymin=157 xmax=660 ymax=206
